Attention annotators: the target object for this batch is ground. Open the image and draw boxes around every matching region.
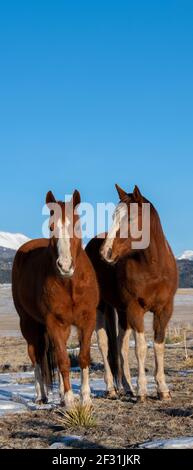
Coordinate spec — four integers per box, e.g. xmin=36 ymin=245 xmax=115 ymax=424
xmin=0 ymin=286 xmax=193 ymax=449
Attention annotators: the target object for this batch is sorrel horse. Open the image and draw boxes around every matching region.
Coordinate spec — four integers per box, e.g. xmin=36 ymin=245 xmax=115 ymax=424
xmin=12 ymin=190 xmax=99 ymax=408
xmin=86 ymin=185 xmax=178 ymax=401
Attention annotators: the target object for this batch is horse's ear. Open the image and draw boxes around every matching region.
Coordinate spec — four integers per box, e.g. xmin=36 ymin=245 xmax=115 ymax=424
xmin=133 ymin=185 xmax=143 ymax=202
xmin=72 ymin=189 xmax=81 ymax=207
xmin=115 ymin=184 xmax=128 ymax=201
xmin=46 ymin=191 xmax=56 ymax=206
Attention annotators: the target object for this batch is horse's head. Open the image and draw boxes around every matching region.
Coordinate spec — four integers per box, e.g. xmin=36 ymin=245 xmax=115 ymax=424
xmin=100 ymin=184 xmax=144 ymax=264
xmin=46 ymin=190 xmax=82 ymax=278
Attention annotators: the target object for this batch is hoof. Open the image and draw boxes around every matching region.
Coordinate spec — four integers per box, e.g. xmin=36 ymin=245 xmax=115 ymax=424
xmin=65 ymin=401 xmax=75 ymax=411
xmin=81 ymin=395 xmax=92 ymax=408
xmin=60 ymin=399 xmax=66 ymax=407
xmin=35 ymin=397 xmax=48 ymax=405
xmin=125 ymin=389 xmax=136 ymax=398
xmin=137 ymin=395 xmax=147 ymax=403
xmin=118 ymin=388 xmax=135 ymax=398
xmin=106 ymin=390 xmax=118 ymax=400
xmin=117 ymin=388 xmax=126 ymax=397
xmin=64 ymin=390 xmax=75 ymax=410
xmin=158 ymin=391 xmax=171 ymax=401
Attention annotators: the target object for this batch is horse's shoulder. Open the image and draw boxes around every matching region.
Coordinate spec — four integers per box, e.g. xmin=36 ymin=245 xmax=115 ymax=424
xmin=79 ymin=248 xmax=99 ymax=282
xmin=80 ymin=247 xmax=95 ymax=268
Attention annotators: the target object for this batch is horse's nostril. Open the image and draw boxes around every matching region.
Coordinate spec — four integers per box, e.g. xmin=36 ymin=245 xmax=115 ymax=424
xmin=100 ymin=247 xmax=112 ymax=260
xmin=57 ymin=260 xmax=63 ymax=269
xmin=107 ymin=248 xmax=112 ymax=258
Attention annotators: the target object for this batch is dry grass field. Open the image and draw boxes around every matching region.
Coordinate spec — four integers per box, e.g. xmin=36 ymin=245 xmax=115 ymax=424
xmin=0 ymin=286 xmax=193 ymax=449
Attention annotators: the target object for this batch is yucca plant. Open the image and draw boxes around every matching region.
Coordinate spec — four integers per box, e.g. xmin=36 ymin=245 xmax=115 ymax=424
xmin=56 ymin=403 xmax=96 ymax=428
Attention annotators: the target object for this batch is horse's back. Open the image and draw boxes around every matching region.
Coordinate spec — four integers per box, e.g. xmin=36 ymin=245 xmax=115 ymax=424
xmin=165 ymin=239 xmax=178 ymax=289
xmin=13 ymin=238 xmax=49 ymax=268
xmin=17 ymin=238 xmax=49 ymax=254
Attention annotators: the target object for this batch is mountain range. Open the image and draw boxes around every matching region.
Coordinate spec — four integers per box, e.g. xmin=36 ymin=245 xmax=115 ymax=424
xmin=0 ymin=232 xmax=193 ymax=287
xmin=0 ymin=232 xmax=30 ymax=284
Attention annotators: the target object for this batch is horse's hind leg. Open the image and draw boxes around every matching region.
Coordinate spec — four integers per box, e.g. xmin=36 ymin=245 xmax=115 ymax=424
xmin=117 ymin=323 xmax=135 ymax=397
xmin=127 ymin=305 xmax=147 ymax=401
xmin=96 ymin=309 xmax=117 ymax=399
xmin=153 ymin=303 xmax=173 ymax=400
xmin=34 ymin=362 xmax=48 ymax=404
xmin=20 ymin=316 xmax=48 ymax=404
xmin=78 ymin=315 xmax=96 ymax=407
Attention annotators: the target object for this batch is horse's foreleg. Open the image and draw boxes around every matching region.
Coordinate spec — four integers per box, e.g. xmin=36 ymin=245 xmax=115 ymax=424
xmin=96 ymin=309 xmax=117 ymax=398
xmin=80 ymin=367 xmax=91 ymax=407
xmin=78 ymin=319 xmax=95 ymax=407
xmin=117 ymin=325 xmax=135 ymax=396
xmin=47 ymin=319 xmax=73 ymax=409
xmin=58 ymin=369 xmax=73 ymax=407
xmin=153 ymin=306 xmax=173 ymax=400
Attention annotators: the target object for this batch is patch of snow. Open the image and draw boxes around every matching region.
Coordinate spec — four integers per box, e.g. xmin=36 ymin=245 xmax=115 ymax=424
xmin=130 ymin=340 xmax=153 ymax=349
xmin=0 ymin=231 xmax=30 ymax=250
xmin=178 ymin=369 xmax=193 ymax=377
xmin=67 ymin=347 xmax=80 ymax=354
xmin=174 ymin=294 xmax=193 ymax=306
xmin=50 ymin=436 xmax=83 ymax=449
xmin=0 ymin=400 xmax=27 ymax=415
xmin=139 ymin=436 xmax=193 ymax=449
xmin=0 ymin=371 xmax=160 ymax=417
xmin=0 ymin=283 xmax=11 ymax=289
xmin=165 ymin=342 xmax=183 ymax=348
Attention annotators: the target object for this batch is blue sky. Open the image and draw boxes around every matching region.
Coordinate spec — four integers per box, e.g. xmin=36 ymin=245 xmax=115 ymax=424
xmin=0 ymin=0 xmax=193 ymax=255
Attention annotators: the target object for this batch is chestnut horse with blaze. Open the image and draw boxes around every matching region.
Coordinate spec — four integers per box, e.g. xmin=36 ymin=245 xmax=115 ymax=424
xmin=86 ymin=185 xmax=178 ymax=401
xmin=12 ymin=190 xmax=99 ymax=408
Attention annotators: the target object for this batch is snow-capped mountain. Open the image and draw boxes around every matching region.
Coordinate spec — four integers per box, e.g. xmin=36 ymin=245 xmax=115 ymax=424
xmin=0 ymin=232 xmax=30 ymax=283
xmin=177 ymin=250 xmax=193 ymax=261
xmin=0 ymin=232 xmax=193 ymax=287
xmin=0 ymin=231 xmax=30 ymax=251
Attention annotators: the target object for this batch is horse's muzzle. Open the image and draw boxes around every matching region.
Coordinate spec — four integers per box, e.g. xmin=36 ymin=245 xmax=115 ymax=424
xmin=56 ymin=259 xmax=75 ymax=278
xmin=100 ymin=248 xmax=118 ymax=265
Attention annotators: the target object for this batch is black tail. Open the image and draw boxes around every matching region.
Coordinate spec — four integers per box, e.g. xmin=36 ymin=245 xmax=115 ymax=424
xmin=40 ymin=333 xmax=56 ymax=389
xmin=105 ymin=304 xmax=121 ymax=388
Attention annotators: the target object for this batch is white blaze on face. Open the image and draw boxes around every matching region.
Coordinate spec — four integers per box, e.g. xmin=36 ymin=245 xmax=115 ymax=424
xmin=101 ymin=202 xmax=128 ymax=261
xmin=56 ymin=217 xmax=74 ymax=276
